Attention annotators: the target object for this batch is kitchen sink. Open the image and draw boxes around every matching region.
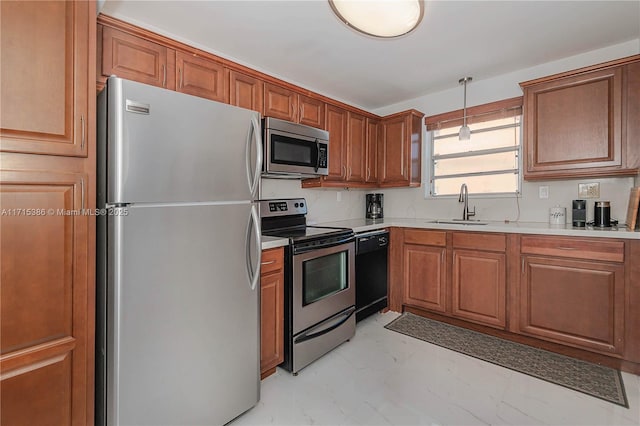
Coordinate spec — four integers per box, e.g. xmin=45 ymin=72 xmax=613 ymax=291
xmin=426 ymin=219 xmax=489 ymax=225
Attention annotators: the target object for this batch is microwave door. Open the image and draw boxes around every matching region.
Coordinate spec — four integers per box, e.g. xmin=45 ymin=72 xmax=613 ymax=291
xmin=265 ymin=130 xmax=328 ymax=176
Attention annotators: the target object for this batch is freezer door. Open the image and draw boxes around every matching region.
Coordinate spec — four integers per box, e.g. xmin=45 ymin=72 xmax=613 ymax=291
xmin=106 ymin=77 xmax=261 ymax=204
xmin=106 ymin=203 xmax=260 ymax=426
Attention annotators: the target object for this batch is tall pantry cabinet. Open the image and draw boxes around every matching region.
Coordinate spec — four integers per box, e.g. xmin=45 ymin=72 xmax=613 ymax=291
xmin=0 ymin=1 xmax=96 ymax=425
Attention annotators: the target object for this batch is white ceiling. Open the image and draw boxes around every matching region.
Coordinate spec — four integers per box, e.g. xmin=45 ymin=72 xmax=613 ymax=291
xmin=101 ymin=1 xmax=640 ymax=111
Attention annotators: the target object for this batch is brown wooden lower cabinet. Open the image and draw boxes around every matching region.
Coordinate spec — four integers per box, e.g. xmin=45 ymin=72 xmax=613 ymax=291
xmin=404 ymin=243 xmax=447 ymax=313
xmin=519 ymin=255 xmax=625 ymax=356
xmin=260 ymin=247 xmax=284 ymax=379
xmin=394 ymin=228 xmax=639 ymax=373
xmin=452 ymin=249 xmax=506 ymax=328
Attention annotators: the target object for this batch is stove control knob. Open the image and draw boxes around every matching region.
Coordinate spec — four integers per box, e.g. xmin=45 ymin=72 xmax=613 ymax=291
xmin=294 ymin=203 xmax=299 ymax=208
xmin=300 ymin=202 xmax=305 ymax=208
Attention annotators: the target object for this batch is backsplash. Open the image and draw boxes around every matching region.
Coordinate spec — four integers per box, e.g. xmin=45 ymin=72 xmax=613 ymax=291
xmin=378 ymin=176 xmax=634 ymax=225
xmin=261 ymin=176 xmax=634 ymax=226
xmin=260 ymin=178 xmax=366 ymax=224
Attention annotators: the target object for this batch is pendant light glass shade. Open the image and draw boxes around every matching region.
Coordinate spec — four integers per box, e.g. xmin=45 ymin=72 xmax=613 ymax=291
xmin=459 ymin=77 xmax=472 ymax=141
xmin=329 ymin=0 xmax=424 ymax=38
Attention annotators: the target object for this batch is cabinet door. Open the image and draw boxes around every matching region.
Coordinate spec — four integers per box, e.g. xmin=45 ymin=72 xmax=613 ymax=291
xmin=229 ymin=70 xmax=264 ymax=114
xmin=523 ymin=67 xmax=623 ymax=178
xmin=403 ymin=244 xmax=447 ymax=313
xmin=324 ymin=105 xmax=348 ymax=181
xmin=379 ymin=115 xmax=409 ymax=185
xmin=299 ymin=95 xmax=325 ymax=129
xmin=1 ymin=0 xmax=90 ymax=157
xmin=346 ymin=112 xmax=366 ymax=183
xmin=366 ymin=119 xmax=379 ymax=183
xmin=624 ymin=61 xmax=640 ymax=170
xmin=176 ymin=52 xmax=228 ymax=103
xmin=264 ymin=83 xmax=298 ymax=121
xmin=260 ymin=271 xmax=284 ymax=377
xmin=1 ymin=169 xmax=89 ymax=426
xmin=452 ymin=249 xmax=506 ymax=328
xmin=101 ymin=26 xmax=175 ymax=90
xmin=260 ymin=247 xmax=284 ymax=379
xmin=519 ymin=255 xmax=625 ymax=355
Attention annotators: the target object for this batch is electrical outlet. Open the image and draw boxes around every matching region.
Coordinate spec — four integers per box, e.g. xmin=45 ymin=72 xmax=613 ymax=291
xmin=578 ymin=182 xmax=600 ymax=198
xmin=336 ymin=191 xmax=342 ymax=202
xmin=539 ymin=185 xmax=549 ymax=199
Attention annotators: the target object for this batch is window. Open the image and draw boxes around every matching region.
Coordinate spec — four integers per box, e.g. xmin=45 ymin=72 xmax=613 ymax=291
xmin=425 ymin=97 xmax=522 ymax=197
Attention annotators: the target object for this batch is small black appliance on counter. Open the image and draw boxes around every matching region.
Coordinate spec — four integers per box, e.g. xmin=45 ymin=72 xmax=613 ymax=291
xmin=594 ymin=201 xmax=613 ymax=227
xmin=366 ymin=193 xmax=384 ymax=220
xmin=572 ymin=199 xmax=586 ymax=227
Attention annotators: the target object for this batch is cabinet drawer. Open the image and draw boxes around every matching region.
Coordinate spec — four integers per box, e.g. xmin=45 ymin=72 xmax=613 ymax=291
xmin=261 ymin=247 xmax=284 ymax=275
xmin=452 ymin=232 xmax=506 ymax=252
xmin=521 ymin=236 xmax=624 ymax=262
xmin=404 ymin=229 xmax=446 ymax=247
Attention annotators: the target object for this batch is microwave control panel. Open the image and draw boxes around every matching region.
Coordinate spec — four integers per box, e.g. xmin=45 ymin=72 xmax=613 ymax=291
xmin=318 ymin=144 xmax=328 ymax=168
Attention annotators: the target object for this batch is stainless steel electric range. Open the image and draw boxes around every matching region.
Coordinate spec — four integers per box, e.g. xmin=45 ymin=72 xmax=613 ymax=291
xmin=260 ymin=198 xmax=355 ymax=375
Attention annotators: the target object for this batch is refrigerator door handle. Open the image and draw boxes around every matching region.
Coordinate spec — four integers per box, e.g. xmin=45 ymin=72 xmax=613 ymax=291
xmin=246 ymin=204 xmax=262 ymax=290
xmin=246 ymin=115 xmax=263 ymax=199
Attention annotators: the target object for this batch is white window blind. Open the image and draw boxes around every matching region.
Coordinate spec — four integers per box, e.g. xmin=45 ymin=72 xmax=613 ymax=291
xmin=425 ymin=97 xmax=522 ymax=197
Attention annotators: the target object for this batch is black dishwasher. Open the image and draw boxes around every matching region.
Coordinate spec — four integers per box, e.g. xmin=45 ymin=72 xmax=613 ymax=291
xmin=355 ymin=230 xmax=389 ymax=322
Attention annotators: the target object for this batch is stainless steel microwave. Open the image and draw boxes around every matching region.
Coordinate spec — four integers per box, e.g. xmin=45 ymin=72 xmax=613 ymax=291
xmin=262 ymin=117 xmax=329 ymax=178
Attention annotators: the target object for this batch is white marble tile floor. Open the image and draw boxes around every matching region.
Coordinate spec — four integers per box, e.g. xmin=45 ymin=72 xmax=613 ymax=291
xmin=231 ymin=312 xmax=640 ymax=426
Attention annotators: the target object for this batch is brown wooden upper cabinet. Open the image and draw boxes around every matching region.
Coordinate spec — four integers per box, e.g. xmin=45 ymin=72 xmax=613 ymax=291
xmin=176 ymin=51 xmax=228 ymax=103
xmin=1 ymin=0 xmax=91 ymax=157
xmin=264 ymin=83 xmax=299 ymax=122
xmin=299 ymin=95 xmax=325 ymax=129
xmin=366 ymin=118 xmax=380 ymax=183
xmin=263 ymin=83 xmax=325 ymax=129
xmin=379 ymin=110 xmax=424 ymax=187
xmin=323 ymin=104 xmax=349 ymax=182
xmin=100 ymin=26 xmax=175 ymax=90
xmin=520 ymin=55 xmax=640 ymax=180
xmin=345 ymin=112 xmax=367 ymax=183
xmin=229 ymin=70 xmax=264 ymax=114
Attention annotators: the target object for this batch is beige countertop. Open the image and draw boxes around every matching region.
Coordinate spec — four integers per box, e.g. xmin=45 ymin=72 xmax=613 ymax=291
xmin=317 ymin=217 xmax=640 ymax=239
xmin=261 ymin=235 xmax=289 ymax=250
xmin=262 ymin=217 xmax=640 ymax=249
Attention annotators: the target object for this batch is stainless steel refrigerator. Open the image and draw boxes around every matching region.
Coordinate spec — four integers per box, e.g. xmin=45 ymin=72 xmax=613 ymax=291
xmin=96 ymin=76 xmax=262 ymax=425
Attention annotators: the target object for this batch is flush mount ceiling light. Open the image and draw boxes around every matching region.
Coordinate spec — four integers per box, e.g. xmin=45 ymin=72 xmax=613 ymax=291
xmin=329 ymin=0 xmax=424 ymax=38
xmin=458 ymin=77 xmax=472 ymax=141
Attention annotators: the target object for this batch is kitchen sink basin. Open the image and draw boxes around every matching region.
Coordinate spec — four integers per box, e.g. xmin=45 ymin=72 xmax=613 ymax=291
xmin=426 ymin=219 xmax=489 ymax=225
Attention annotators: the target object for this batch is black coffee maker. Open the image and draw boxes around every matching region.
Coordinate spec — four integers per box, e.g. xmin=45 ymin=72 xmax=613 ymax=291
xmin=366 ymin=193 xmax=383 ymax=220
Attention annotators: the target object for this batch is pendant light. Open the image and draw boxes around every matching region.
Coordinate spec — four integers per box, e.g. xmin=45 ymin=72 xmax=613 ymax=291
xmin=458 ymin=77 xmax=472 ymax=140
xmin=329 ymin=0 xmax=424 ymax=38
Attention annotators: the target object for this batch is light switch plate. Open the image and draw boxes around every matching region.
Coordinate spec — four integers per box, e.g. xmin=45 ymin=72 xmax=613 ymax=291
xmin=578 ymin=182 xmax=600 ymax=198
xmin=539 ymin=185 xmax=549 ymax=199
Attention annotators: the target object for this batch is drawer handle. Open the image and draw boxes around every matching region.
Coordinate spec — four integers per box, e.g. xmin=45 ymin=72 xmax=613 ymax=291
xmin=558 ymin=247 xmax=576 ymax=250
xmin=261 ymin=260 xmax=277 ymax=266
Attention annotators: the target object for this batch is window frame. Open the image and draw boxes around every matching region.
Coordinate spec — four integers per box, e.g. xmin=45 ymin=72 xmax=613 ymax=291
xmin=423 ymin=97 xmax=523 ymax=199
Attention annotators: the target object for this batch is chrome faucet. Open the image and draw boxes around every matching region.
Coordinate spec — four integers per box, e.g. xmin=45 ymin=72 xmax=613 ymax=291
xmin=458 ymin=183 xmax=476 ymax=221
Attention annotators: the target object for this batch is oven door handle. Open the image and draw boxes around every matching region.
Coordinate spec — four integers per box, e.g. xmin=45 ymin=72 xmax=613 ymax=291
xmin=294 ymin=306 xmax=355 ymax=344
xmin=293 ymin=235 xmax=355 ymax=255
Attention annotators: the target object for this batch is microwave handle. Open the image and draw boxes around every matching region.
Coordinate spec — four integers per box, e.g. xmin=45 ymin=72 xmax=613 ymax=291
xmin=315 ymin=139 xmax=320 ymax=173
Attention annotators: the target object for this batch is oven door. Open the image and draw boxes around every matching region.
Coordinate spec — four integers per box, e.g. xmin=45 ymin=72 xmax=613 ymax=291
xmin=292 ymin=240 xmax=355 ymax=335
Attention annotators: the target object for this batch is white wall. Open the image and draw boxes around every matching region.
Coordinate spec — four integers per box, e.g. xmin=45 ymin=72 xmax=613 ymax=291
xmin=263 ymin=39 xmax=639 ymax=224
xmin=369 ymin=39 xmax=640 ymax=225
